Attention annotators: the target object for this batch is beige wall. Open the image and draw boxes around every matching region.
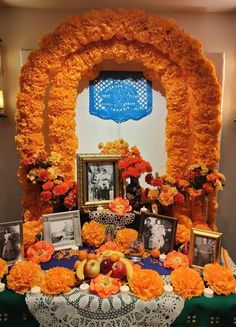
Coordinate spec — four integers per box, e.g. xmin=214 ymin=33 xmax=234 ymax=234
xmin=0 ymin=8 xmax=235 ymax=259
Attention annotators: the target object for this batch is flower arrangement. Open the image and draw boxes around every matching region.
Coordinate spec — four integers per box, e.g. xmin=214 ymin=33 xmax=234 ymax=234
xmin=164 ymin=251 xmax=190 ymax=269
xmin=98 ymin=139 xmax=141 ymax=157
xmin=118 ymin=156 xmax=152 ymax=179
xmin=90 ymin=274 xmax=121 ymax=298
xmin=0 ymin=259 xmax=8 ymax=280
xmin=40 ymin=267 xmax=75 ymax=295
xmin=27 ymin=241 xmax=55 ymax=264
xmin=115 ymin=228 xmax=138 ymax=252
xmin=26 ymin=152 xmax=77 ymax=210
xmin=170 ymin=266 xmax=204 ymax=299
xmin=7 ymin=261 xmax=43 ymax=294
xmin=108 ymin=197 xmax=132 ymax=216
xmin=203 ymin=263 xmax=236 ymax=295
xmin=81 ymin=221 xmax=105 ymax=247
xmin=129 ymin=269 xmax=164 ymax=300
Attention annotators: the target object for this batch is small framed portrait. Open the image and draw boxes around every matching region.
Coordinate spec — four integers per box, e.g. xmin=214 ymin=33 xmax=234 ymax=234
xmin=140 ymin=213 xmax=178 ymax=254
xmin=0 ymin=221 xmax=23 ymax=265
xmin=43 ymin=210 xmax=82 ymax=251
xmin=77 ymin=154 xmax=123 ymax=210
xmin=189 ymin=228 xmax=222 ymax=269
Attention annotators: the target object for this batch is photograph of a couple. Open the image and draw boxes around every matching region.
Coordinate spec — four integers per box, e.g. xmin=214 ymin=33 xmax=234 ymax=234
xmin=142 ymin=215 xmax=177 ymax=254
xmin=88 ymin=163 xmax=114 ymax=202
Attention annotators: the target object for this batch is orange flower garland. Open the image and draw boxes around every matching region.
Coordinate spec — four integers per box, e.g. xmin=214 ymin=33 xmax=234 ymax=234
xmin=170 ymin=266 xmax=204 ymax=299
xmin=203 ymin=263 xmax=236 ymax=295
xmin=164 ymin=251 xmax=190 ymax=269
xmin=0 ymin=259 xmax=8 ymax=280
xmin=175 ymin=224 xmax=191 ymax=244
xmin=81 ymin=221 xmax=105 ymax=247
xmin=129 ymin=269 xmax=164 ymax=300
xmin=7 ymin=261 xmax=43 ymax=294
xmin=90 ymin=274 xmax=121 ymax=298
xmin=115 ymin=228 xmax=138 ymax=251
xmin=41 ymin=267 xmax=75 ymax=295
xmin=16 ymin=9 xmax=221 ymax=224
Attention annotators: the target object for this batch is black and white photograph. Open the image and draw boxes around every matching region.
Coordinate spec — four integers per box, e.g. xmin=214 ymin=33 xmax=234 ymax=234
xmin=43 ymin=210 xmax=82 ymax=250
xmin=87 ymin=163 xmax=114 ymax=202
xmin=189 ymin=228 xmax=222 ymax=269
xmin=140 ymin=214 xmax=177 ymax=254
xmin=77 ymin=154 xmax=123 ymax=210
xmin=0 ymin=221 xmax=23 ymax=265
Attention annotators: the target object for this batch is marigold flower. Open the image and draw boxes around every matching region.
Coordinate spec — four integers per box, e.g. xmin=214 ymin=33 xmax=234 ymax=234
xmin=202 ymin=182 xmax=214 ymax=194
xmin=42 ymin=181 xmax=54 ymax=191
xmin=40 ymin=190 xmax=52 ymax=202
xmin=164 ymin=250 xmax=190 ymax=269
xmin=192 ymin=222 xmax=211 ymax=230
xmin=175 ymin=224 xmax=191 ymax=244
xmin=109 ymin=197 xmax=132 ymax=215
xmin=23 ymin=219 xmax=43 ymax=248
xmin=0 ymin=259 xmax=8 ymax=280
xmin=170 ymin=266 xmax=204 ymax=299
xmin=64 ymin=194 xmax=76 ymax=209
xmin=203 ymin=263 xmax=236 ymax=295
xmin=176 ymin=215 xmax=192 ymax=228
xmin=53 ymin=183 xmax=69 ymax=196
xmin=174 ymin=193 xmax=185 ymax=204
xmin=115 ymin=228 xmax=138 ymax=251
xmin=90 ymin=274 xmax=121 ymax=298
xmin=82 ymin=221 xmax=105 ymax=247
xmin=177 ymin=179 xmax=189 ymax=189
xmin=130 ymin=269 xmax=164 ymax=300
xmin=27 ymin=241 xmax=55 ymax=264
xmin=7 ymin=261 xmax=43 ymax=294
xmin=148 ymin=189 xmax=159 ymax=201
xmin=41 ymin=267 xmax=75 ymax=295
xmin=38 ymin=168 xmax=50 ymax=182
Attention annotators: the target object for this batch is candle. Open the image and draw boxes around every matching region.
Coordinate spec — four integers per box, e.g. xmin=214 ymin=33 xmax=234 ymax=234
xmin=120 ymin=285 xmax=130 ymax=293
xmin=31 ymin=286 xmax=41 ymax=295
xmin=0 ymin=283 xmax=5 ymax=292
xmin=71 ymin=245 xmax=78 ymax=251
xmin=80 ymin=283 xmax=89 ymax=293
xmin=97 ymin=206 xmax=104 ymax=212
xmin=164 ymin=284 xmax=173 ymax=294
xmin=140 ymin=207 xmax=148 ymax=213
xmin=159 ymin=254 xmax=166 ymax=262
xmin=204 ymin=288 xmax=214 ymax=298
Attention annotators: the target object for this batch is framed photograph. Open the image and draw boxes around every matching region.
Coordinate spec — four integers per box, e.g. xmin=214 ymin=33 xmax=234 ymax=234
xmin=189 ymin=228 xmax=222 ymax=269
xmin=140 ymin=213 xmax=178 ymax=254
xmin=77 ymin=154 xmax=123 ymax=210
xmin=43 ymin=210 xmax=82 ymax=251
xmin=0 ymin=221 xmax=23 ymax=265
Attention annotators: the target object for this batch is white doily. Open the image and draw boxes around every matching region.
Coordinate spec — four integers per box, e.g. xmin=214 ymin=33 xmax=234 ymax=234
xmin=26 ymin=276 xmax=184 ymax=327
xmin=89 ymin=211 xmax=135 ymax=231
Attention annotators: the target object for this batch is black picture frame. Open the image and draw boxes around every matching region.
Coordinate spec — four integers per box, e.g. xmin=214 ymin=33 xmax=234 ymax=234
xmin=139 ymin=213 xmax=178 ymax=254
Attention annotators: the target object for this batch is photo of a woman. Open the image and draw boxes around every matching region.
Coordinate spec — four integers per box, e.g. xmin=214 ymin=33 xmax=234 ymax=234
xmin=0 ymin=223 xmax=22 ymax=264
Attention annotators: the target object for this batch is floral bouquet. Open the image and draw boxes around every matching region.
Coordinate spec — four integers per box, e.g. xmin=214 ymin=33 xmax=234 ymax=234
xmin=27 ymin=152 xmax=77 ymax=210
xmin=98 ymin=138 xmax=141 ymax=157
xmin=118 ymin=156 xmax=152 ymax=179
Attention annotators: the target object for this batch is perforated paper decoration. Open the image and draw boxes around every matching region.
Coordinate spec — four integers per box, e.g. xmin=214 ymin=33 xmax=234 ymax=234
xmin=89 ymin=71 xmax=152 ymax=123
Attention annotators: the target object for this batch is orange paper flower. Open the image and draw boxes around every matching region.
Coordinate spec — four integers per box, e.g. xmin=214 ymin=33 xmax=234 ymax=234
xmin=115 ymin=228 xmax=138 ymax=251
xmin=27 ymin=241 xmax=55 ymax=264
xmin=164 ymin=251 xmax=190 ymax=269
xmin=170 ymin=266 xmax=204 ymax=299
xmin=95 ymin=241 xmax=123 ymax=253
xmin=7 ymin=261 xmax=42 ymax=294
xmin=90 ymin=274 xmax=121 ymax=298
xmin=109 ymin=197 xmax=132 ymax=216
xmin=130 ymin=269 xmax=164 ymax=300
xmin=0 ymin=259 xmax=8 ymax=280
xmin=41 ymin=267 xmax=75 ymax=295
xmin=82 ymin=221 xmax=105 ymax=247
xmin=203 ymin=263 xmax=236 ymax=295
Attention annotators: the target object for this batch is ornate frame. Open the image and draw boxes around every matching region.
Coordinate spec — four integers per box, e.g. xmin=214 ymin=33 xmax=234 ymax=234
xmin=77 ymin=153 xmax=123 ymax=211
xmin=189 ymin=228 xmax=222 ymax=270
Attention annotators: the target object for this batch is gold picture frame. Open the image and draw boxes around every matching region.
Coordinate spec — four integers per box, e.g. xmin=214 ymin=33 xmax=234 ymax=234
xmin=189 ymin=228 xmax=222 ymax=269
xmin=77 ymin=154 xmax=123 ymax=210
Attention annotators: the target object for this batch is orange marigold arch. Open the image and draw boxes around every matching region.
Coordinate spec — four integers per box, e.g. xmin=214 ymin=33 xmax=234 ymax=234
xmin=15 ymin=8 xmax=221 ymax=224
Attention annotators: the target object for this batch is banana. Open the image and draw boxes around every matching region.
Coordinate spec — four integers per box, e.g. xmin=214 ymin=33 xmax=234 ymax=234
xmin=96 ymin=250 xmax=125 ymax=263
xmin=76 ymin=259 xmax=87 ymax=281
xmin=119 ymin=257 xmax=134 ymax=283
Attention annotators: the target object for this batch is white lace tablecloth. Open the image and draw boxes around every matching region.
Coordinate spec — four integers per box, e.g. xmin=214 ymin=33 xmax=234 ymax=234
xmin=26 ymin=276 xmax=184 ymax=327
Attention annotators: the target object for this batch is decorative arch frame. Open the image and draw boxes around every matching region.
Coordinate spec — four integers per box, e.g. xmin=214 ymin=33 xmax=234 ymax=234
xmin=15 ymin=9 xmax=221 ymax=223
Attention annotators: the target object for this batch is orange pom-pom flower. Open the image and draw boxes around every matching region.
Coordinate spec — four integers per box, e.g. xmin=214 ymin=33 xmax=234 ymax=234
xmin=82 ymin=221 xmax=105 ymax=247
xmin=0 ymin=258 xmax=8 ymax=280
xmin=115 ymin=228 xmax=138 ymax=251
xmin=41 ymin=267 xmax=75 ymax=295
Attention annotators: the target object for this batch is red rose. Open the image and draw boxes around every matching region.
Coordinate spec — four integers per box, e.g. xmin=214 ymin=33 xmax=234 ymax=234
xmin=42 ymin=181 xmax=54 ymax=191
xmin=40 ymin=191 xmax=52 ymax=202
xmin=53 ymin=183 xmax=69 ymax=196
xmin=64 ymin=195 xmax=76 ymax=209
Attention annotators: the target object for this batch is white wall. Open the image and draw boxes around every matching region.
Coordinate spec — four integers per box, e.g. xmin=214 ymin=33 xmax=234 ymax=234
xmin=0 ymin=8 xmax=235 ymax=260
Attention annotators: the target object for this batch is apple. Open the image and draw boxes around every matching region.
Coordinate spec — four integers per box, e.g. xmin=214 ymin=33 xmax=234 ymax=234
xmin=100 ymin=258 xmax=113 ymax=275
xmin=111 ymin=261 xmax=126 ymax=279
xmin=84 ymin=259 xmax=100 ymax=278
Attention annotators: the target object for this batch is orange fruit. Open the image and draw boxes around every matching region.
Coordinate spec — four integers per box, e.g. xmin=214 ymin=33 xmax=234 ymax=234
xmin=110 ymin=254 xmax=120 ymax=262
xmin=133 ymin=264 xmax=142 ymax=271
xmin=74 ymin=260 xmax=80 ymax=270
xmin=87 ymin=253 xmax=97 ymax=260
xmin=150 ymin=248 xmax=160 ymax=259
xmin=78 ymin=250 xmax=88 ymax=261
